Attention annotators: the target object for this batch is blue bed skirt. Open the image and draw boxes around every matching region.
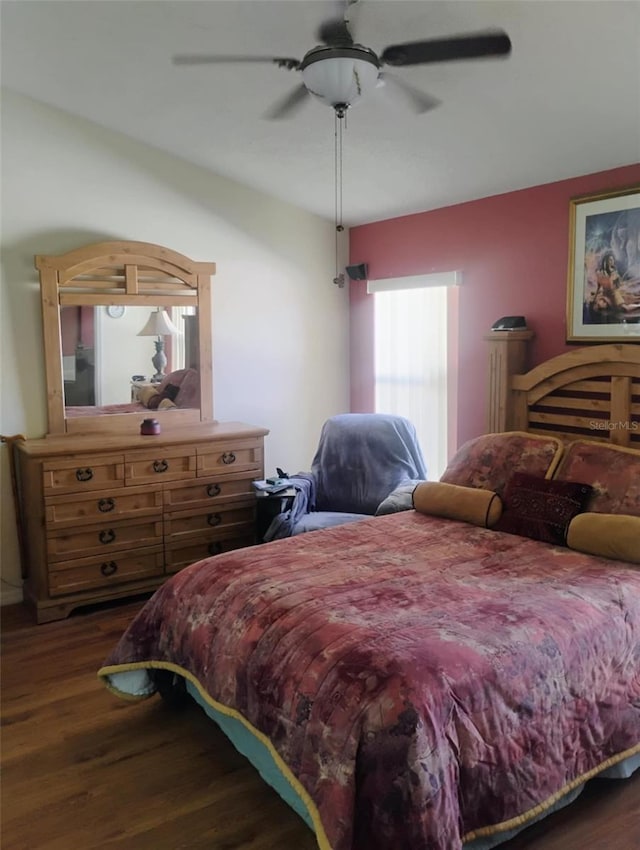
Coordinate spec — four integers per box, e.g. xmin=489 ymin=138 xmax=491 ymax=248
xmin=186 ymin=680 xmax=639 ymax=849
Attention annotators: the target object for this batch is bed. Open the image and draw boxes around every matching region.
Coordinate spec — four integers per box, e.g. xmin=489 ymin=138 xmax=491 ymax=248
xmin=65 ymin=367 xmax=202 ymax=417
xmin=99 ymin=342 xmax=640 ymax=850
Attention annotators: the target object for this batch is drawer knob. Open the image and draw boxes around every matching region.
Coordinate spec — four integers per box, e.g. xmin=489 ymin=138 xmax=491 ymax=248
xmin=98 ymin=498 xmax=115 ymax=513
xmin=207 ymin=542 xmax=222 ymax=556
xmin=153 ymin=459 xmax=169 ymax=473
xmin=207 ymin=513 xmax=222 ymax=527
xmin=99 ymin=529 xmax=116 ymax=544
xmin=100 ymin=561 xmax=118 ymax=577
xmin=221 ymin=452 xmax=236 ymax=465
xmin=207 ymin=483 xmax=221 ymax=497
xmin=76 ymin=467 xmax=94 ymax=482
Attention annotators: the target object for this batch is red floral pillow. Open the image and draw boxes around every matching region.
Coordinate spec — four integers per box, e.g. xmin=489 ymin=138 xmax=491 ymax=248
xmin=553 ymin=440 xmax=640 ymax=517
xmin=440 ymin=432 xmax=564 ymax=497
xmin=493 ymin=472 xmax=593 ymax=546
xmin=157 ymin=368 xmax=200 ymax=409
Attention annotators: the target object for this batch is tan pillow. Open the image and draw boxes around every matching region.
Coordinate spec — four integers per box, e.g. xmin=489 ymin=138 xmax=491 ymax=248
xmin=566 ymin=513 xmax=640 ymax=564
xmin=138 ymin=385 xmax=159 ymax=406
xmin=157 ymin=398 xmax=177 ymax=410
xmin=412 ymin=481 xmax=502 ymax=528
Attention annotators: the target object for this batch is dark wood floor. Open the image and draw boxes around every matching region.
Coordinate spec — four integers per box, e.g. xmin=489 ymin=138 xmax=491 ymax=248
xmin=1 ymin=598 xmax=638 ymax=850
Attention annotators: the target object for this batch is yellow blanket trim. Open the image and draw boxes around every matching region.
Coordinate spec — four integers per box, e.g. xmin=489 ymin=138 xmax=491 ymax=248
xmin=462 ymin=740 xmax=640 ymax=842
xmin=98 ymin=660 xmax=332 ymax=850
xmin=98 ymin=661 xmax=639 ymax=849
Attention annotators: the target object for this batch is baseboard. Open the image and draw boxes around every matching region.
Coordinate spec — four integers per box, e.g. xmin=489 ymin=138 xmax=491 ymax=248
xmin=1 ymin=586 xmax=24 ymax=606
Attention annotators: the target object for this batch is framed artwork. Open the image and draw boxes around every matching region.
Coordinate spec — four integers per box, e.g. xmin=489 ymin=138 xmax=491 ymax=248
xmin=566 ymin=186 xmax=640 ymax=342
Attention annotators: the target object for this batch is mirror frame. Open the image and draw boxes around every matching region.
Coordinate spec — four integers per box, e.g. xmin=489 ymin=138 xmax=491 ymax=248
xmin=35 ymin=240 xmax=215 ymax=436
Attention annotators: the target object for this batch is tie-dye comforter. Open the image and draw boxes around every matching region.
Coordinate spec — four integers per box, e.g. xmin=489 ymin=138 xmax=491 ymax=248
xmin=99 ymin=511 xmax=640 ymax=850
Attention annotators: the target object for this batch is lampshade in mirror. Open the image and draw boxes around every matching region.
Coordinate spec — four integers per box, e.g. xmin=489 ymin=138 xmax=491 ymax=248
xmin=138 ymin=308 xmax=180 ymax=382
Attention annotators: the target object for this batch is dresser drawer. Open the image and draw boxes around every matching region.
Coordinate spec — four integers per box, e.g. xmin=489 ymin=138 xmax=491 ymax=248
xmin=165 ymin=531 xmax=254 ymax=574
xmin=165 ymin=504 xmax=255 ymax=538
xmin=197 ymin=439 xmax=263 ymax=477
xmin=42 ymin=454 xmax=125 ymax=495
xmin=47 ymin=517 xmax=163 ymax=562
xmin=49 ymin=546 xmax=165 ymax=596
xmin=163 ymin=474 xmax=257 ymax=510
xmin=17 ymin=422 xmax=265 ymax=622
xmin=46 ymin=485 xmax=163 ymax=528
xmin=125 ymin=448 xmax=197 ymax=486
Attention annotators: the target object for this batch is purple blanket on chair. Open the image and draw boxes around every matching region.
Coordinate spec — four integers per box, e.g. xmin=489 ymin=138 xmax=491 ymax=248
xmin=265 ymin=413 xmax=428 ymax=539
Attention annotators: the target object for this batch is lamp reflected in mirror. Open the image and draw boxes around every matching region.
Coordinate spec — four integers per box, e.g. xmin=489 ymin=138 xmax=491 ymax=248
xmin=137 ymin=308 xmax=181 ymax=382
xmin=60 ymin=305 xmax=199 ymax=411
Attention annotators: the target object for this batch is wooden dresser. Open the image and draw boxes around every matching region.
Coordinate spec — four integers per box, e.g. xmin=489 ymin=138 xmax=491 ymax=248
xmin=16 ymin=422 xmax=268 ymax=623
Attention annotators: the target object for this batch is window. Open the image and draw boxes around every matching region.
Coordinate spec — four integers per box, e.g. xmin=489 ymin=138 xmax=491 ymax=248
xmin=171 ymin=305 xmax=196 ymax=370
xmin=371 ymin=276 xmax=455 ymax=479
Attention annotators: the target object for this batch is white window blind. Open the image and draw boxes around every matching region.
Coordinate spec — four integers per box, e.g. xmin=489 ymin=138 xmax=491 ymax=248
xmin=373 ymin=283 xmax=450 ymax=479
xmin=171 ymin=305 xmax=195 ymax=370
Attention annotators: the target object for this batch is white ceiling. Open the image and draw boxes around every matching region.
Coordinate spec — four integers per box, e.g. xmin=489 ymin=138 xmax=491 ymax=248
xmin=2 ymin=0 xmax=639 ymax=225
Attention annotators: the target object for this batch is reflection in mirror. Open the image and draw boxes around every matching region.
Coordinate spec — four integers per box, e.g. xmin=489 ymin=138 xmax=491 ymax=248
xmin=61 ymin=305 xmax=198 ymax=416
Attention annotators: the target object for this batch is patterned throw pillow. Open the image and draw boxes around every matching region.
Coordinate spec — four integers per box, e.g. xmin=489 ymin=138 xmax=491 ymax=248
xmin=440 ymin=432 xmax=564 ymax=497
xmin=553 ymin=440 xmax=640 ymax=517
xmin=493 ymin=472 xmax=593 ymax=546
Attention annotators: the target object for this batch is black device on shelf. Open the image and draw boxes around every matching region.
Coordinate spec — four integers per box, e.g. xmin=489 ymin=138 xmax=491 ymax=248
xmin=491 ymin=316 xmax=527 ymax=331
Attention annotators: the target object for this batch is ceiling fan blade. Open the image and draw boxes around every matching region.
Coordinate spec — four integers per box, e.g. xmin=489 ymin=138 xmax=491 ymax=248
xmin=173 ymin=55 xmax=301 ymax=70
xmin=263 ymin=84 xmax=310 ymax=120
xmin=379 ymin=72 xmax=441 ymax=114
xmin=380 ymin=30 xmax=511 ymax=67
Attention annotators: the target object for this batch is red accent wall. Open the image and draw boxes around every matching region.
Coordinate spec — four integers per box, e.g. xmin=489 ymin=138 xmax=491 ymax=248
xmin=349 ymin=165 xmax=640 ymax=453
xmin=80 ymin=307 xmax=94 ymax=348
xmin=60 ymin=306 xmax=95 ymax=354
xmin=60 ymin=307 xmax=78 ymax=356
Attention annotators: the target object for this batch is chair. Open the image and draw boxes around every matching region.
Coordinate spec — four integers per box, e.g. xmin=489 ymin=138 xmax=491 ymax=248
xmin=264 ymin=413 xmax=427 ymax=540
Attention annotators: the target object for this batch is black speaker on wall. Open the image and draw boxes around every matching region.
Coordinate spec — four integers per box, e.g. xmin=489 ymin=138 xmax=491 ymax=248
xmin=345 ymin=263 xmax=368 ymax=281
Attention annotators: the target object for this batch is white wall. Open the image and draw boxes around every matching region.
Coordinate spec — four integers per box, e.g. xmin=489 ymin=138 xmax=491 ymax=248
xmin=0 ymin=91 xmax=350 ymax=605
xmin=95 ymin=306 xmax=159 ymax=405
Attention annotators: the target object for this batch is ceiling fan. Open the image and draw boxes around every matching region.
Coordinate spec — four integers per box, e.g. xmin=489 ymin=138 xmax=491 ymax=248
xmin=172 ymin=1 xmax=512 ymax=119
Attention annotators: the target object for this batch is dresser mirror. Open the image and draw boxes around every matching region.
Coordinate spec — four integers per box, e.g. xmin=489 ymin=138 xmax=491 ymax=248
xmin=36 ymin=241 xmax=215 ymax=436
xmin=60 ymin=304 xmax=199 ymax=409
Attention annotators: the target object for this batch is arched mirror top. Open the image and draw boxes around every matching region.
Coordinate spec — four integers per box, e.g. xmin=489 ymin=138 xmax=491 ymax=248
xmin=36 ymin=240 xmax=215 ymax=436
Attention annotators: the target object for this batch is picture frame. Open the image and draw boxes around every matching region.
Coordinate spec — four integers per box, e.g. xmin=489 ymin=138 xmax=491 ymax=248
xmin=566 ymin=186 xmax=640 ymax=342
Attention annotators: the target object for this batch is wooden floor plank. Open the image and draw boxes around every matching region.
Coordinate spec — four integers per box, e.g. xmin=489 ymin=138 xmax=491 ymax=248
xmin=1 ymin=600 xmax=638 ymax=850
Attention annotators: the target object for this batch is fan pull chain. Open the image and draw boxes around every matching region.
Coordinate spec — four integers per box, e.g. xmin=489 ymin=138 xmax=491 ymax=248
xmin=333 ymin=109 xmax=345 ymax=287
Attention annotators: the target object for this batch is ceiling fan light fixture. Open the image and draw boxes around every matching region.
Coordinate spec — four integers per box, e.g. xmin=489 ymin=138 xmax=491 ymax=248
xmin=301 ymin=47 xmax=379 ymax=110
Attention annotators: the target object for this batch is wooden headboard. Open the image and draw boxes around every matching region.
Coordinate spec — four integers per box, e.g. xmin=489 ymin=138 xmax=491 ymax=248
xmin=486 ymin=335 xmax=640 ymax=448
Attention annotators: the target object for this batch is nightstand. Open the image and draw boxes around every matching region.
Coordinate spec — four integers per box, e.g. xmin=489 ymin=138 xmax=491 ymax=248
xmin=255 ymin=487 xmax=297 ymax=542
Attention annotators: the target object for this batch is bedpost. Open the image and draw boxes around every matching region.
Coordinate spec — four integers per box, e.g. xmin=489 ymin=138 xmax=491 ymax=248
xmin=484 ymin=330 xmax=534 ymax=433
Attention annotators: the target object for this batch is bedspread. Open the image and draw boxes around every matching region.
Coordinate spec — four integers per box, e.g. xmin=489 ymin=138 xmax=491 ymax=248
xmin=100 ymin=511 xmax=640 ymax=850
